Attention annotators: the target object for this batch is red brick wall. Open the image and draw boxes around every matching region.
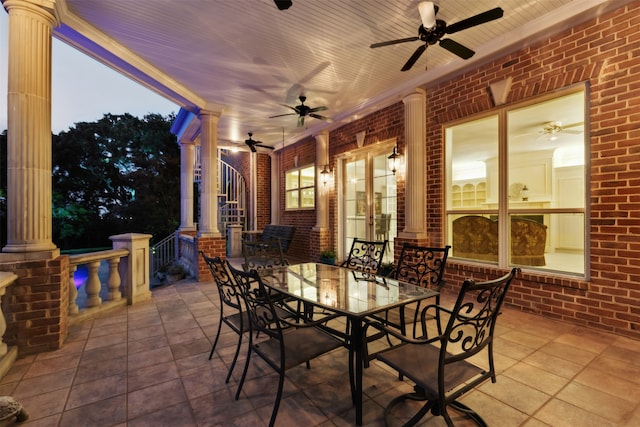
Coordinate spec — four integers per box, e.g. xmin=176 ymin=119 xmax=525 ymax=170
xmin=2 ymin=256 xmax=69 ymax=355
xmin=256 ymin=2 xmax=640 ymax=339
xmin=423 ymin=1 xmax=640 ymax=339
xmin=278 ymin=136 xmax=316 ymax=260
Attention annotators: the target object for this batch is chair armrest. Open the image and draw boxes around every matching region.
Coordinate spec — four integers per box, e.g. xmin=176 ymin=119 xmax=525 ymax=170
xmin=365 ymin=320 xmax=441 ymax=345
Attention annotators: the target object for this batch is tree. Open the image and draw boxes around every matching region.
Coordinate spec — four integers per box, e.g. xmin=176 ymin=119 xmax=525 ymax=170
xmin=52 ymin=113 xmax=179 ymax=249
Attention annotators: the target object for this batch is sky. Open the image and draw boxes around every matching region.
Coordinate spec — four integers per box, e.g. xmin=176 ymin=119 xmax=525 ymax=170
xmin=0 ymin=12 xmax=178 ymax=134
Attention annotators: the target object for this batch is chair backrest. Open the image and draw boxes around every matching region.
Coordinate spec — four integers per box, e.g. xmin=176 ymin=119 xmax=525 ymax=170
xmin=242 ymin=238 xmax=288 ymax=272
xmin=261 ymin=224 xmax=296 ymax=253
xmin=200 ymin=251 xmax=243 ymax=312
xmin=342 ymin=238 xmax=387 ymax=274
xmin=227 ymin=264 xmax=283 ymax=341
xmin=440 ymin=268 xmax=519 ymax=366
xmin=394 ymin=244 xmax=450 ymax=292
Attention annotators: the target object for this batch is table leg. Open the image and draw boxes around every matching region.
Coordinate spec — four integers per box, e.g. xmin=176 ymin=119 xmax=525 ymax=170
xmin=350 ymin=318 xmax=363 ymax=426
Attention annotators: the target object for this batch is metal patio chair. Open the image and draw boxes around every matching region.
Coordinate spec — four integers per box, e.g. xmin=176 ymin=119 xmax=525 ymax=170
xmin=370 ymin=268 xmax=519 ymax=426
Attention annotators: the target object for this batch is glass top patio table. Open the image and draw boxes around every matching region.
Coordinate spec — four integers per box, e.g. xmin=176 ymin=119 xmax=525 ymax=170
xmin=258 ymin=262 xmax=438 ymax=426
xmin=259 ymin=262 xmax=437 ymax=316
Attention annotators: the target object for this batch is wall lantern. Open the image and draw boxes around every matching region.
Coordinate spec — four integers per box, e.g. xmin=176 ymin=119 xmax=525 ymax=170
xmin=320 ymin=164 xmax=331 ymax=186
xmin=388 ymin=145 xmax=401 ymax=175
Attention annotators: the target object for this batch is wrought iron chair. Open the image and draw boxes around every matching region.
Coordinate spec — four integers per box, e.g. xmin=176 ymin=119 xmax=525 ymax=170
xmin=241 ymin=237 xmax=288 ymax=272
xmin=199 ymin=251 xmax=247 ymax=383
xmin=363 ymin=244 xmax=450 ymax=366
xmin=228 ymin=264 xmax=344 ymax=427
xmin=341 ymin=238 xmax=387 ymax=274
xmin=370 ymin=268 xmax=519 ymax=426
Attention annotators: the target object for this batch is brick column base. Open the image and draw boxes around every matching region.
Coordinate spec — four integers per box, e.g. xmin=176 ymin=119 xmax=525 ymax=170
xmin=195 ymin=237 xmax=226 ymax=281
xmin=1 ymin=256 xmax=69 ymax=356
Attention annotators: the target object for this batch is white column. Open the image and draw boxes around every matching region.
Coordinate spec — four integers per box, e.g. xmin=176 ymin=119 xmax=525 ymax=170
xmin=197 ymin=110 xmax=222 ymax=237
xmin=179 ymin=141 xmax=196 ymax=231
xmin=270 ymin=152 xmax=280 ymax=225
xmin=400 ymin=89 xmax=427 ymax=239
xmin=314 ymin=131 xmax=329 ymax=230
xmin=3 ymin=0 xmax=58 ymax=257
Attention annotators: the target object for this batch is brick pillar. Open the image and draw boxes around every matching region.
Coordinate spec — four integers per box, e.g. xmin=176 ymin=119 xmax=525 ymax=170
xmin=2 ymin=256 xmax=69 ymax=356
xmin=195 ymin=237 xmax=226 ymax=281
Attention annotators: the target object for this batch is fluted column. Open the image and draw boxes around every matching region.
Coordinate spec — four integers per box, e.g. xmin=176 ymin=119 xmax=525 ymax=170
xmin=3 ymin=0 xmax=58 ymax=256
xmin=401 ymin=89 xmax=427 ymax=239
xmin=314 ymin=131 xmax=329 ymax=230
xmin=197 ymin=110 xmax=222 ymax=237
xmin=179 ymin=141 xmax=196 ymax=231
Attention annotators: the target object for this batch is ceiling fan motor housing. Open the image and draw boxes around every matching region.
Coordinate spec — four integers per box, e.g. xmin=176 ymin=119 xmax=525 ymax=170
xmin=419 ymin=20 xmax=447 ymax=44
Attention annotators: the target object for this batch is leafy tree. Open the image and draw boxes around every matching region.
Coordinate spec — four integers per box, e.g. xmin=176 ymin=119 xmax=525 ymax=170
xmin=52 ymin=113 xmax=179 ymax=249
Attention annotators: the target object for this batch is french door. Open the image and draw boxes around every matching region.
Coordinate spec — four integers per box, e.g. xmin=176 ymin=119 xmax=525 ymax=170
xmin=341 ymin=147 xmax=397 ymax=263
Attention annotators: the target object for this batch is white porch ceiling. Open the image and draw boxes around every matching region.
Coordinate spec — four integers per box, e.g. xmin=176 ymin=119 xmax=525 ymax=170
xmin=52 ymin=0 xmax=627 ymax=150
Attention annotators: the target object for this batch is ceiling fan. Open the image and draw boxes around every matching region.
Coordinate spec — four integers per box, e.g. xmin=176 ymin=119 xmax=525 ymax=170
xmin=269 ymin=95 xmax=331 ymax=127
xmin=539 ymin=121 xmax=583 ymax=141
xmin=244 ymin=133 xmax=274 ymax=153
xmin=370 ymin=2 xmax=504 ymax=71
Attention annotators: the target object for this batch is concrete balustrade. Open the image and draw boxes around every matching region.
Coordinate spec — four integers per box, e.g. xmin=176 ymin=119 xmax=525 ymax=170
xmin=69 ymin=248 xmax=129 ymax=316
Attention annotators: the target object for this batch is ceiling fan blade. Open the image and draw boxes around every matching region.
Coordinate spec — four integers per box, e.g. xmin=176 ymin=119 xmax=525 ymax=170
xmin=248 ymin=144 xmax=257 ymax=153
xmin=309 ymin=113 xmax=332 ymax=122
xmin=269 ymin=113 xmax=297 ymax=118
xmin=446 ymin=7 xmax=504 ymax=34
xmin=297 ymin=116 xmax=305 ymax=127
xmin=370 ymin=37 xmax=419 ymax=49
xmin=401 ymin=44 xmax=427 ymax=71
xmin=308 ymin=105 xmax=328 ymax=113
xmin=255 ymin=143 xmax=275 ymax=150
xmin=439 ymin=38 xmax=475 ymax=59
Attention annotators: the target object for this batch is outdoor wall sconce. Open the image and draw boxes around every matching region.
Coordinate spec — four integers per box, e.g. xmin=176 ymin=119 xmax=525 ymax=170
xmin=320 ymin=164 xmax=331 ymax=186
xmin=388 ymin=145 xmax=401 ymax=175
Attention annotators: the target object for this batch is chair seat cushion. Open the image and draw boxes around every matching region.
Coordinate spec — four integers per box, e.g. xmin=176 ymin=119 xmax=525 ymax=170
xmin=254 ymin=327 xmax=343 ymax=371
xmin=376 ymin=343 xmax=484 ymax=399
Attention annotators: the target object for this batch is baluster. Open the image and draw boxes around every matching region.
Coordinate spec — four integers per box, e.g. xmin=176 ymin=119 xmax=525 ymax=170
xmin=107 ymin=258 xmax=122 ymax=301
xmin=85 ymin=260 xmax=102 ymax=307
xmin=0 ymin=286 xmax=7 ymax=356
xmin=69 ymin=264 xmax=79 ymax=314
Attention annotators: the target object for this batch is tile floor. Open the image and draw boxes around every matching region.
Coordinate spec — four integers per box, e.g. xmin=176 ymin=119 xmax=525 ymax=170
xmin=2 ymin=266 xmax=640 ymax=426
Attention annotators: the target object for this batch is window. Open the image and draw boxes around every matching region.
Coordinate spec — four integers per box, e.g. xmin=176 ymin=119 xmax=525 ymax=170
xmin=445 ymin=88 xmax=586 ymax=276
xmin=285 ymin=165 xmax=315 ymax=209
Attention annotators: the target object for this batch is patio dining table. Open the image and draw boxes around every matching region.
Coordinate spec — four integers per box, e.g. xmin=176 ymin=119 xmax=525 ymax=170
xmin=258 ymin=262 xmax=438 ymax=426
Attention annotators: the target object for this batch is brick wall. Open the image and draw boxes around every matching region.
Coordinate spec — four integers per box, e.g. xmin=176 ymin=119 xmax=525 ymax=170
xmin=253 ymin=2 xmax=640 ymax=339
xmin=423 ymin=1 xmax=640 ymax=339
xmin=2 ymin=256 xmax=69 ymax=355
xmin=278 ymin=136 xmax=316 ymax=260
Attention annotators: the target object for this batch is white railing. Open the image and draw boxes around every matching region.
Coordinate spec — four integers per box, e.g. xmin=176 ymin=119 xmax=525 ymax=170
xmin=68 ymin=249 xmax=130 ymax=315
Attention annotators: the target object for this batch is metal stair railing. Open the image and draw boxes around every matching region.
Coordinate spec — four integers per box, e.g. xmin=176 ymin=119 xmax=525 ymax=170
xmin=151 ymin=232 xmax=176 ymax=278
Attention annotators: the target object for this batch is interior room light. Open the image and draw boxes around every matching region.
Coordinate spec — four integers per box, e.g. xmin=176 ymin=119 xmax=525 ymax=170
xmin=320 ymin=164 xmax=331 ymax=186
xmin=388 ymin=145 xmax=401 ymax=175
xmin=418 ymin=1 xmax=436 ymax=29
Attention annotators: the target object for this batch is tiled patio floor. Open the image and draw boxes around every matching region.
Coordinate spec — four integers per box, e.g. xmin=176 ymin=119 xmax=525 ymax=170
xmin=2 ymin=266 xmax=640 ymax=426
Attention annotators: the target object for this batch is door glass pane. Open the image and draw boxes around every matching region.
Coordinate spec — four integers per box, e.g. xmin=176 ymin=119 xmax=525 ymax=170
xmin=373 ymin=153 xmax=395 ymax=263
xmin=344 ymin=159 xmax=366 ymax=251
